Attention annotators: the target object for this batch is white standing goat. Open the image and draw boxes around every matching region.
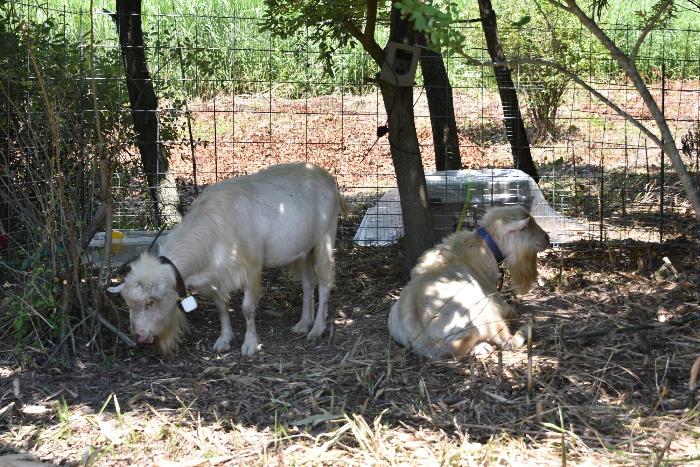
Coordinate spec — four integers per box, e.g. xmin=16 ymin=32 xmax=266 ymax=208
xmin=108 ymin=163 xmax=345 ymax=357
xmin=388 ymin=205 xmax=550 ymax=359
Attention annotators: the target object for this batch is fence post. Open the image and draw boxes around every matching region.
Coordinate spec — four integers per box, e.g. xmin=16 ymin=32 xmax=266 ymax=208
xmin=659 ymin=62 xmax=665 ymax=244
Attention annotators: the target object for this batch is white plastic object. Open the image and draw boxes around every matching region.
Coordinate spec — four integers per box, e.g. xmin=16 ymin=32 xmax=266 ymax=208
xmin=180 ymin=296 xmax=198 ymax=313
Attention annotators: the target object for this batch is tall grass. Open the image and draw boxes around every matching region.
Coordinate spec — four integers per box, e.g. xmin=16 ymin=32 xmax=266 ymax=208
xmin=456 ymin=0 xmax=700 ymax=81
xmin=19 ymin=0 xmax=375 ymax=98
xmin=18 ymin=0 xmax=700 ymax=98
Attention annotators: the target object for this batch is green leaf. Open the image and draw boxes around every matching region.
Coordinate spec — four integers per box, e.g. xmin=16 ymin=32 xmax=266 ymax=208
xmin=413 ymin=14 xmax=426 ymax=32
xmin=511 ymin=15 xmax=531 ymax=28
xmin=291 ymin=413 xmax=341 ymax=427
xmin=542 ymin=422 xmax=565 ymax=433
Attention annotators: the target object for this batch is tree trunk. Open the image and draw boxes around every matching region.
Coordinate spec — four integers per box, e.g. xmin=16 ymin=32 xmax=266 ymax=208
xmin=379 ymin=81 xmax=435 ymax=275
xmin=418 ymin=34 xmax=462 ymax=171
xmin=115 ymin=0 xmax=181 ymax=226
xmin=382 ymin=8 xmax=435 ymax=275
xmin=478 ymin=0 xmax=539 ymax=183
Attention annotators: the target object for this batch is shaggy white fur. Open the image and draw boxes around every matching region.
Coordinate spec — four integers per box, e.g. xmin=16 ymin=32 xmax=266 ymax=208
xmin=109 ymin=163 xmax=344 ymax=357
xmin=388 ymin=205 xmax=550 ymax=359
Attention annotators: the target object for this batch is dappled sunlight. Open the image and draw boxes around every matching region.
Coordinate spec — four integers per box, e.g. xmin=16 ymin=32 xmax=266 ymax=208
xmin=0 ymin=394 xmax=580 ymax=466
xmin=2 ymin=238 xmax=699 ymax=465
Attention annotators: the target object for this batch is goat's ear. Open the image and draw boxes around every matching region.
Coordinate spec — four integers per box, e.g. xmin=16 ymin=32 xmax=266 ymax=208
xmin=107 ymin=283 xmax=125 ymax=294
xmin=508 ymin=216 xmax=531 ymax=231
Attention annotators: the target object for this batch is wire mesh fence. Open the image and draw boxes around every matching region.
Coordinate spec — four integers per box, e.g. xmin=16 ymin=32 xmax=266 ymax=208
xmin=0 ymin=4 xmax=697 ymax=300
xmin=2 ymin=3 xmax=698 ymax=262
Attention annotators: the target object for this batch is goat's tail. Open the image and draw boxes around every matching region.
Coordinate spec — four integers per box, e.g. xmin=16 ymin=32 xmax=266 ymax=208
xmin=338 ymin=196 xmax=349 ymax=218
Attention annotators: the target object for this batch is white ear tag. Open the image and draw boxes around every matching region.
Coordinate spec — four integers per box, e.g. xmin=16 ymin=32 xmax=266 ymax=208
xmin=180 ymin=296 xmax=198 ymax=313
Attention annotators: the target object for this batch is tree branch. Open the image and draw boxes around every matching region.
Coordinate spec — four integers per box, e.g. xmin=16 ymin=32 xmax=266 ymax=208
xmin=548 ymin=0 xmax=631 ymax=69
xmin=96 ymin=310 xmax=136 ymax=347
xmin=541 ymin=0 xmax=700 ymax=222
xmin=456 ymin=52 xmax=662 ymax=147
xmin=342 ymin=19 xmax=384 ymax=65
xmin=79 ymin=203 xmax=107 ymax=251
xmin=631 ymin=0 xmax=674 ymax=61
xmin=364 ymin=0 xmax=377 ymax=42
xmin=544 ymin=0 xmax=573 ymax=13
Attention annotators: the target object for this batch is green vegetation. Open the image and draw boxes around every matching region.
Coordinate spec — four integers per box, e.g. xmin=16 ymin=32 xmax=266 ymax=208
xmin=15 ymin=0 xmax=700 ymax=100
xmin=25 ymin=0 xmax=377 ymax=98
xmin=0 ymin=266 xmax=56 ymax=347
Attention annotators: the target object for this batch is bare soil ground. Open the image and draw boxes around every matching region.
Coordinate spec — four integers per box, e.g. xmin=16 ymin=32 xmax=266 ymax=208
xmin=158 ymin=84 xmax=697 ymax=241
xmin=164 ymin=82 xmax=700 ymax=190
xmin=1 ymin=217 xmax=699 ymax=465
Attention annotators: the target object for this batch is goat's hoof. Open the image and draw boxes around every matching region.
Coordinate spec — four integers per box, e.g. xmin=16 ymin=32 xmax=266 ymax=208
xmin=510 ymin=323 xmax=531 ymax=349
xmin=306 ymin=326 xmax=325 ymax=341
xmin=212 ymin=336 xmax=232 ymax=353
xmin=472 ymin=342 xmax=495 ymax=356
xmin=291 ymin=320 xmax=312 ymax=335
xmin=503 ymin=336 xmax=526 ymax=351
xmin=240 ymin=338 xmax=259 ymax=357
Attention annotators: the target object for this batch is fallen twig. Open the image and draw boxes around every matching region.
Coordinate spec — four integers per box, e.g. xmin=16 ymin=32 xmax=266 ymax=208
xmin=95 ymin=311 xmax=135 ymax=347
xmin=552 ymin=310 xmax=700 ymax=342
xmin=652 ymin=421 xmax=678 ymax=467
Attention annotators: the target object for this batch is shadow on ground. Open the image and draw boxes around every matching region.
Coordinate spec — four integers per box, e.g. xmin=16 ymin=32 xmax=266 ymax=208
xmin=1 ymin=236 xmax=699 ymax=465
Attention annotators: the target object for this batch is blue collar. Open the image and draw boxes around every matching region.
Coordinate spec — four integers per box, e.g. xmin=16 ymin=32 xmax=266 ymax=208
xmin=477 ymin=227 xmax=504 ymax=264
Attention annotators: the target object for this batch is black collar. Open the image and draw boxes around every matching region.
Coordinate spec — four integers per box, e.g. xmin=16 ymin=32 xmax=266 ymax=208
xmin=477 ymin=227 xmax=505 ymax=264
xmin=158 ymin=256 xmax=187 ymax=298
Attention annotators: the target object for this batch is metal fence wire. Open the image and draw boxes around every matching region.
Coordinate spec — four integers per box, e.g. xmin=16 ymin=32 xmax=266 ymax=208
xmin=2 ymin=4 xmax=700 ymax=463
xmin=1 ymin=1 xmax=699 ymax=263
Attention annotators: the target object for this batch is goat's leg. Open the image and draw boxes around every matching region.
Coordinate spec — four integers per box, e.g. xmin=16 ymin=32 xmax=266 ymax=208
xmin=212 ymin=296 xmax=233 ymax=353
xmin=449 ymin=324 xmax=511 ymax=358
xmin=240 ymin=279 xmax=262 ymax=357
xmin=503 ymin=321 xmax=530 ymax=350
xmin=308 ymin=283 xmax=330 ymax=340
xmin=489 ymin=319 xmax=528 ymax=351
xmin=291 ymin=255 xmax=316 ymax=335
xmin=307 ymin=235 xmax=335 ymax=340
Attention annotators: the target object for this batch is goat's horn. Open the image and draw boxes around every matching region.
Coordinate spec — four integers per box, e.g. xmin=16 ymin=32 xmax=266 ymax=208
xmin=106 ymin=283 xmax=125 ymax=293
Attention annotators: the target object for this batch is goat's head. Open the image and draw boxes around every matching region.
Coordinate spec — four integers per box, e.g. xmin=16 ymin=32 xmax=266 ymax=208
xmin=480 ymin=205 xmax=550 ymax=294
xmin=107 ymin=253 xmax=187 ymax=356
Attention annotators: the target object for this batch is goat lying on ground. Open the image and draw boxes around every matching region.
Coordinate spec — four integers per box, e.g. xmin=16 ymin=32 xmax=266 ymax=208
xmin=388 ymin=205 xmax=550 ymax=359
xmin=108 ymin=162 xmax=345 ymax=357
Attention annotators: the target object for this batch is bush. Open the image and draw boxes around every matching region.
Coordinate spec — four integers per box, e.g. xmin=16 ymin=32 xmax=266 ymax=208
xmin=0 ymin=266 xmax=56 ymax=348
xmin=499 ymin=3 xmax=590 ymax=141
xmin=0 ymin=2 xmax=153 ymax=349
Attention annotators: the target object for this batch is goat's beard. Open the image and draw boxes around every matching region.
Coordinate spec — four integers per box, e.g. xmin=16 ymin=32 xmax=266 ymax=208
xmin=506 ymin=249 xmax=538 ymax=295
xmin=155 ymin=310 xmax=189 ymax=357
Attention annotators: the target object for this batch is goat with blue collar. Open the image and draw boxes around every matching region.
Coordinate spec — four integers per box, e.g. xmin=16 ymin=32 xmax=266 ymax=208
xmin=388 ymin=205 xmax=550 ymax=359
